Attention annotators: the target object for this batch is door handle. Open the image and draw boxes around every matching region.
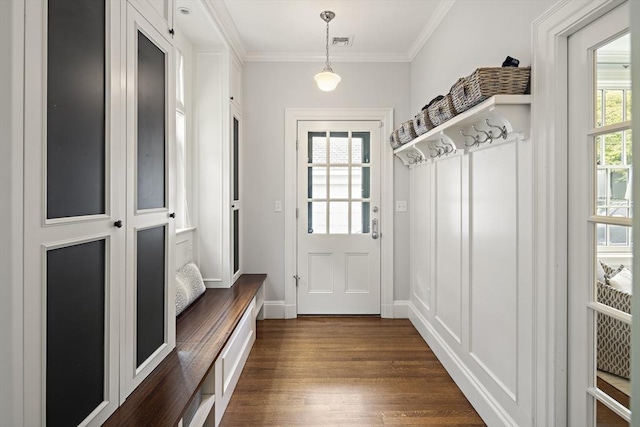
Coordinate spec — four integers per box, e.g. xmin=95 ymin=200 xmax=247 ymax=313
xmin=372 ymin=218 xmax=379 ymax=240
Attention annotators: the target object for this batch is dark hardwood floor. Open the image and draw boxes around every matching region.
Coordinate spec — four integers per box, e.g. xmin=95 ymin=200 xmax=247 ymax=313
xmin=221 ymin=317 xmax=485 ymax=426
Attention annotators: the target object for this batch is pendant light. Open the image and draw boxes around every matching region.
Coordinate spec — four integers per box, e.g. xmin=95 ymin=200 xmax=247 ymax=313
xmin=314 ymin=11 xmax=341 ymax=92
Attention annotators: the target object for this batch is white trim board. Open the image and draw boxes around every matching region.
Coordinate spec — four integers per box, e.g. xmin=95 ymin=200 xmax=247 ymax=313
xmin=631 ymin=1 xmax=640 ymax=424
xmin=284 ymin=108 xmax=394 ymax=319
xmin=531 ymin=0 xmax=627 ymax=425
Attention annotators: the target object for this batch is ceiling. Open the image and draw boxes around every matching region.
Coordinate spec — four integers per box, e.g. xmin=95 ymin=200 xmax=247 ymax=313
xmin=205 ymin=0 xmax=456 ymax=62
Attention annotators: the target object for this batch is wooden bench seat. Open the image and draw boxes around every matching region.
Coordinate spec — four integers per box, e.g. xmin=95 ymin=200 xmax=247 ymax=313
xmin=104 ymin=274 xmax=267 ymax=427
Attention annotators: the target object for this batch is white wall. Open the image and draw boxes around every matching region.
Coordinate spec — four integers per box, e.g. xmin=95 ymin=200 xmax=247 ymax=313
xmin=242 ymin=61 xmax=411 ymax=306
xmin=410 ymin=0 xmax=556 ymax=113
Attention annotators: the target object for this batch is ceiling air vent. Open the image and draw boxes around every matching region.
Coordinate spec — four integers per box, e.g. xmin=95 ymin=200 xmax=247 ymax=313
xmin=332 ymin=36 xmax=354 ymax=48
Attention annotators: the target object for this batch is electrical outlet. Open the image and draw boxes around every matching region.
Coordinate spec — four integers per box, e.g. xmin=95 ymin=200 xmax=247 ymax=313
xmin=275 ymin=200 xmax=283 ymax=212
xmin=395 ymin=201 xmax=407 ymax=212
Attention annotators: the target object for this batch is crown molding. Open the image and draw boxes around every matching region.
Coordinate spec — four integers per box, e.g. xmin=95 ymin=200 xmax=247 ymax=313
xmin=245 ymin=51 xmax=411 ymax=63
xmin=202 ymin=0 xmax=247 ymax=64
xmin=407 ymin=0 xmax=456 ymax=61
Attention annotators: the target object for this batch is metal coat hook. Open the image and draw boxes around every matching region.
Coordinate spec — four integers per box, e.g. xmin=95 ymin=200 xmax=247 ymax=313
xmin=485 ymin=119 xmax=508 ymax=140
xmin=440 ymin=138 xmax=455 ymax=154
xmin=427 ymin=144 xmax=440 ymax=158
xmin=473 ymin=124 xmax=491 ymax=144
xmin=407 ymin=151 xmax=423 ymax=165
xmin=461 ymin=130 xmax=478 ymax=147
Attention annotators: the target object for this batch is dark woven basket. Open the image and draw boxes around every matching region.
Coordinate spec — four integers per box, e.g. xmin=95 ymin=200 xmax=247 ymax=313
xmin=450 ymin=67 xmax=531 ymax=113
xmin=413 ymin=109 xmax=435 ymax=135
xmin=427 ymin=94 xmax=457 ymax=127
xmin=397 ymin=120 xmax=418 ymax=144
xmin=389 ymin=129 xmax=402 ymax=149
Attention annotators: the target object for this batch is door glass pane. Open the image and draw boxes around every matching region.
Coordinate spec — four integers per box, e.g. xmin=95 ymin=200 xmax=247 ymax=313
xmin=595 ymin=132 xmax=632 ymax=219
xmin=596 ymin=247 xmax=632 ymax=309
xmin=351 ymin=167 xmax=371 ymax=199
xmin=47 ymin=0 xmax=106 ymax=219
xmin=47 ymin=239 xmax=105 ymax=426
xmin=352 ymin=132 xmax=371 ymax=164
xmin=308 ymin=202 xmax=326 ymax=234
xmin=137 ymin=31 xmax=166 ymax=210
xmin=136 ymin=226 xmax=166 ymax=367
xmin=329 ymin=132 xmax=349 ymax=164
xmin=595 ymin=311 xmax=631 ymax=425
xmin=596 ymin=401 xmax=629 ymax=427
xmin=308 ymin=167 xmax=327 ymax=199
xmin=351 ymin=202 xmax=370 ymax=234
xmin=596 ymin=33 xmax=631 ymax=128
xmin=329 ymin=167 xmax=349 ymax=198
xmin=329 ymin=201 xmax=349 ymax=234
xmin=308 ymin=132 xmax=327 ymax=164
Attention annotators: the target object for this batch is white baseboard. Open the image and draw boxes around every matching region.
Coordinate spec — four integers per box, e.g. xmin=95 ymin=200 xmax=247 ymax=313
xmin=407 ymin=301 xmax=516 ymax=427
xmin=263 ymin=300 xmax=286 ymax=319
xmin=392 ymin=300 xmax=411 ymax=318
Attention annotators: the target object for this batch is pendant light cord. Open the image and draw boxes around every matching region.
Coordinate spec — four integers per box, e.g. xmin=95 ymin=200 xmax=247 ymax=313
xmin=325 ymin=20 xmax=331 ymax=69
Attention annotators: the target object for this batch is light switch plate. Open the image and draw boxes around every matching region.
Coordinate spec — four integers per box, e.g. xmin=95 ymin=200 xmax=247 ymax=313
xmin=275 ymin=200 xmax=283 ymax=212
xmin=396 ymin=201 xmax=407 ymax=212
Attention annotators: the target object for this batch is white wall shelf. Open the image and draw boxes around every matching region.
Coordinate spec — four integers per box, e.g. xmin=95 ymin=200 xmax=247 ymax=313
xmin=394 ymin=95 xmax=531 ymax=166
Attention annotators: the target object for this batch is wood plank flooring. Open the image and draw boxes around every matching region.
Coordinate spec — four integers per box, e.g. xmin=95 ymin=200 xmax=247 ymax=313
xmin=221 ymin=317 xmax=484 ymax=426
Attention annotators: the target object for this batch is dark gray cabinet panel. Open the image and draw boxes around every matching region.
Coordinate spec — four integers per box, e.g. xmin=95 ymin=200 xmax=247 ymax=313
xmin=137 ymin=31 xmax=166 ymax=210
xmin=136 ymin=226 xmax=166 ymax=367
xmin=233 ymin=209 xmax=239 ymax=274
xmin=47 ymin=239 xmax=105 ymax=426
xmin=47 ymin=0 xmax=106 ymax=219
xmin=233 ymin=117 xmax=239 ymax=201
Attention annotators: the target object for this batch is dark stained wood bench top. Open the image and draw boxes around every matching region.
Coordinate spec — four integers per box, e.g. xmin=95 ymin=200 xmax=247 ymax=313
xmin=104 ymin=274 xmax=267 ymax=427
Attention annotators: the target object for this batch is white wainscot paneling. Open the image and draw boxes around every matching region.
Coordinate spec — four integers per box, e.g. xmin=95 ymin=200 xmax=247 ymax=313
xmin=435 ymin=156 xmax=463 ymax=343
xmin=469 ymin=142 xmax=518 ymax=399
xmin=410 ymin=163 xmax=431 ymax=316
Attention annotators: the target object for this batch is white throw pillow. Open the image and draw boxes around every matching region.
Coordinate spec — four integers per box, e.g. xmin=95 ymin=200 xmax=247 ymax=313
xmin=608 ymin=268 xmax=632 ymax=295
xmin=596 ymin=259 xmax=606 ymax=283
xmin=177 ymin=262 xmax=206 ymax=302
xmin=175 ymin=279 xmax=190 ymax=316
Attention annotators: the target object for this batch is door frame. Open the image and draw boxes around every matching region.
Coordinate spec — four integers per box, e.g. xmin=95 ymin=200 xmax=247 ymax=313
xmin=284 ymin=108 xmax=394 ymax=319
xmin=531 ymin=0 xmax=636 ymax=425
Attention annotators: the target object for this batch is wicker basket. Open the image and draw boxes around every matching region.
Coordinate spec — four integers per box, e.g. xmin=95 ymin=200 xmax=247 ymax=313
xmin=450 ymin=67 xmax=531 ymax=113
xmin=413 ymin=109 xmax=435 ymax=135
xmin=427 ymin=94 xmax=457 ymax=127
xmin=397 ymin=120 xmax=417 ymax=144
xmin=389 ymin=129 xmax=402 ymax=149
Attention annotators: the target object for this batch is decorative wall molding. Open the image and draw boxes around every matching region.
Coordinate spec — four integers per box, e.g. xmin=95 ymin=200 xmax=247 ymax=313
xmin=407 ymin=0 xmax=457 ymax=61
xmin=244 ymin=51 xmax=411 ymax=63
xmin=202 ymin=0 xmax=247 ymax=65
xmin=392 ymin=300 xmax=411 ymax=318
xmin=408 ymin=301 xmax=517 ymax=427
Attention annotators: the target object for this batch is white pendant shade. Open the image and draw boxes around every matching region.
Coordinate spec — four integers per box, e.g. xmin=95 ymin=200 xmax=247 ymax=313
xmin=314 ymin=70 xmax=341 ymax=91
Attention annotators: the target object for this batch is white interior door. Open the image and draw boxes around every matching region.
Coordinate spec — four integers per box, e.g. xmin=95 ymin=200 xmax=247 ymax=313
xmin=568 ymin=3 xmax=632 ymax=426
xmin=297 ymin=121 xmax=381 ymax=315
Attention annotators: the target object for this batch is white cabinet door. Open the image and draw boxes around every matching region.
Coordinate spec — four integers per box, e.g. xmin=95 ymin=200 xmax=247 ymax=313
xmin=128 ymin=0 xmax=175 ymax=42
xmin=121 ymin=3 xmax=176 ymax=401
xmin=23 ymin=1 xmax=123 ymax=425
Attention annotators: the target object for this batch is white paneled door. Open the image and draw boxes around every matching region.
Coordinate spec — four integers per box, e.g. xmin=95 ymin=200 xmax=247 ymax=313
xmin=568 ymin=2 xmax=631 ymax=426
xmin=297 ymin=121 xmax=381 ymax=314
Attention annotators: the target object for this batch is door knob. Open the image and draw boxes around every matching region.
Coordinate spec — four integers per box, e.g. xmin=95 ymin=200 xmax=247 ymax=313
xmin=114 ymin=220 xmax=123 ymax=228
xmin=169 ymin=212 xmax=176 ymax=218
xmin=372 ymin=218 xmax=379 ymax=239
